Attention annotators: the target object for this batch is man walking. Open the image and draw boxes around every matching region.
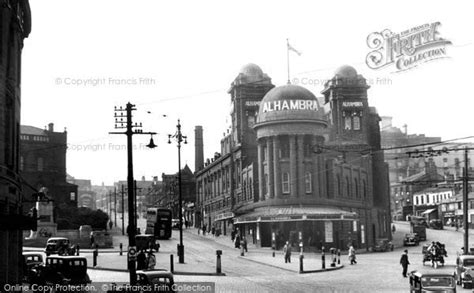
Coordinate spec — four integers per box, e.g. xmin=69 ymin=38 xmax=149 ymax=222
xmin=283 ymin=241 xmax=292 ymax=263
xmin=400 ymin=249 xmax=410 ymax=277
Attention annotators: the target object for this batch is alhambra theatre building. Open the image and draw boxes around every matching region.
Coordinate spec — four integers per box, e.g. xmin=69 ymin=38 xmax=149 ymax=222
xmin=195 ymin=64 xmax=391 ymax=251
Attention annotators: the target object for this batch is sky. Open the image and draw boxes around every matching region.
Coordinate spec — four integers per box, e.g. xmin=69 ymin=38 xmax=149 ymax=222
xmin=21 ymin=0 xmax=474 ymax=185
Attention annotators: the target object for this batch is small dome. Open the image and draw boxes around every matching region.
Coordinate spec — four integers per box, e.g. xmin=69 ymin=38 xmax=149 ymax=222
xmin=255 ymin=84 xmax=326 ymax=126
xmin=335 ymin=65 xmax=358 ymax=78
xmin=239 ymin=63 xmax=264 ymax=77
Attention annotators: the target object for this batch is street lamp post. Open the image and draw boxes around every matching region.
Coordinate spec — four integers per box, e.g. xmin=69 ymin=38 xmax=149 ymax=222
xmin=169 ymin=119 xmax=187 ymax=264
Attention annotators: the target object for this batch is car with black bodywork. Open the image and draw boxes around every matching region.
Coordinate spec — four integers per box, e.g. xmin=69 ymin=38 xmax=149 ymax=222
xmin=32 ymin=256 xmax=91 ymax=287
xmin=409 ymin=270 xmax=456 ymax=293
xmin=22 ymin=252 xmax=45 ymax=284
xmin=136 ymin=234 xmax=160 ymax=252
xmin=403 ymin=233 xmax=419 ymax=246
xmin=44 ymin=237 xmax=76 ymax=256
xmin=429 ymin=219 xmax=444 ymax=230
xmin=372 ymin=238 xmax=394 ymax=252
xmin=454 ymin=254 xmax=474 ymax=289
xmin=107 ymin=269 xmax=175 ymax=293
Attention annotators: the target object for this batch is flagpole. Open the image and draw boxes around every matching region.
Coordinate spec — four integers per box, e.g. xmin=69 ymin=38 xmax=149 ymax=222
xmin=286 ymin=38 xmax=290 ymax=84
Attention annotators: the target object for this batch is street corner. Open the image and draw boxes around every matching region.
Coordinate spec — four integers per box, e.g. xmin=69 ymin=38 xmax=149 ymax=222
xmin=299 ymin=264 xmax=344 ymax=274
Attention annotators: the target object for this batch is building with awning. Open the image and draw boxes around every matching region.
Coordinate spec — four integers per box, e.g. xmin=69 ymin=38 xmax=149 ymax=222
xmin=195 ymin=64 xmax=392 ymax=250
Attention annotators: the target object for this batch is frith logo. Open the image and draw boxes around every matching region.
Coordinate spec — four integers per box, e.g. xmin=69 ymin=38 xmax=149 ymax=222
xmin=262 ymin=99 xmax=319 ymax=113
xmin=366 ymin=22 xmax=452 ymax=72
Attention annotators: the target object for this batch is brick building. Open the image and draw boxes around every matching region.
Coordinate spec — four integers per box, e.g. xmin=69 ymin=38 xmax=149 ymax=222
xmin=20 ymin=123 xmax=78 ymax=212
xmin=0 ymin=0 xmax=32 ymax=285
xmin=196 ymin=64 xmax=391 ymax=250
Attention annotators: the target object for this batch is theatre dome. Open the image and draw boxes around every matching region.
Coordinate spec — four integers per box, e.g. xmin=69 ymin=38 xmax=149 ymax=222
xmin=334 ymin=65 xmax=358 ymax=79
xmin=256 ymin=84 xmax=326 ymax=124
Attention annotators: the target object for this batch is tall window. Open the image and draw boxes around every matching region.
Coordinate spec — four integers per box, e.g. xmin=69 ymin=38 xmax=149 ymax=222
xmin=343 ymin=110 xmax=362 ymax=131
xmin=337 ymin=175 xmax=342 ymax=197
xmin=282 ymin=172 xmax=290 ymax=194
xmin=37 ymin=157 xmax=44 ymax=171
xmin=305 ymin=172 xmax=312 ymax=193
xmin=354 ymin=178 xmax=359 ymax=198
xmin=280 ymin=136 xmax=290 ymax=158
xmin=345 ymin=176 xmax=350 ymax=197
xmin=362 ymin=180 xmax=367 ymax=199
xmin=263 ymin=174 xmax=268 ymax=196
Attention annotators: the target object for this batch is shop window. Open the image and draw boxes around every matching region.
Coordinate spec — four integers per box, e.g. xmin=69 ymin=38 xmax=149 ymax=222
xmin=282 ymin=172 xmax=290 ymax=194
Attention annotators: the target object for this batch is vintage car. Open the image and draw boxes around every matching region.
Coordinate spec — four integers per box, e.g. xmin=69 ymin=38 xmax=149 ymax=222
xmin=44 ymin=237 xmax=76 ymax=256
xmin=429 ymin=219 xmax=444 ymax=230
xmin=454 ymin=254 xmax=474 ymax=288
xmin=137 ymin=269 xmax=175 ymax=293
xmin=136 ymin=234 xmax=160 ymax=252
xmin=23 ymin=252 xmax=45 ymax=284
xmin=107 ymin=270 xmax=175 ymax=293
xmin=403 ymin=233 xmax=419 ymax=246
xmin=409 ymin=270 xmax=456 ymax=293
xmin=34 ymin=256 xmax=91 ymax=286
xmin=372 ymin=238 xmax=394 ymax=252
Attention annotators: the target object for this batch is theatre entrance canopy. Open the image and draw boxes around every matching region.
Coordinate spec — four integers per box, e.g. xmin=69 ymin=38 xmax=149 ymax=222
xmin=234 ymin=206 xmax=358 ymax=224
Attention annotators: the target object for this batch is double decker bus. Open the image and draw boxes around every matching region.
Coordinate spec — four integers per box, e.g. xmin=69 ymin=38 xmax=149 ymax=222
xmin=145 ymin=208 xmax=173 ymax=239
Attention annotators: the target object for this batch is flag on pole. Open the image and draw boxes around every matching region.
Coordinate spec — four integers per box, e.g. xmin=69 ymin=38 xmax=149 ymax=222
xmin=287 ymin=41 xmax=302 ymax=56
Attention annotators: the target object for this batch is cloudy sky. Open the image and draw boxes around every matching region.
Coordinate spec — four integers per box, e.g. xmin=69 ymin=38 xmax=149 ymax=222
xmin=21 ymin=0 xmax=473 ymax=185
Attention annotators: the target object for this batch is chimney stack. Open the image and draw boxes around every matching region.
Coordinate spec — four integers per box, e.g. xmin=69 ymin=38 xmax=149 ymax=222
xmin=48 ymin=123 xmax=54 ymax=132
xmin=195 ymin=126 xmax=204 ymax=172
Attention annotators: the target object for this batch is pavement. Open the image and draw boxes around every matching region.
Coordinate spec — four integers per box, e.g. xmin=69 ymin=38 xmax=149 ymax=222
xmin=24 ymin=226 xmax=344 ymax=276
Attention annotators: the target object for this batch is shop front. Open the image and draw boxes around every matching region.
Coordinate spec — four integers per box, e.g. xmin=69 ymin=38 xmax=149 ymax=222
xmin=234 ymin=206 xmax=359 ymax=251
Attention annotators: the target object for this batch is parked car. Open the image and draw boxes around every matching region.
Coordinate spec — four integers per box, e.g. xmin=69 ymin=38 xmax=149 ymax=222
xmin=403 ymin=233 xmax=419 ymax=246
xmin=372 ymin=239 xmax=394 ymax=252
xmin=44 ymin=237 xmax=76 ymax=256
xmin=454 ymin=254 xmax=474 ymax=289
xmin=22 ymin=252 xmax=45 ymax=284
xmin=429 ymin=219 xmax=444 ymax=230
xmin=34 ymin=256 xmax=91 ymax=286
xmin=136 ymin=234 xmax=160 ymax=252
xmin=137 ymin=269 xmax=175 ymax=293
xmin=409 ymin=270 xmax=456 ymax=293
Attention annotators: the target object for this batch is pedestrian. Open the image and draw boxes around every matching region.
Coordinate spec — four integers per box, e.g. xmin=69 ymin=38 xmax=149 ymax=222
xmin=242 ymin=236 xmax=248 ymax=252
xmin=455 ymin=220 xmax=459 ymax=231
xmin=109 ymin=221 xmax=113 ymax=231
xmin=231 ymin=230 xmax=236 ymax=241
xmin=90 ymin=232 xmax=95 ymax=248
xmin=203 ymin=225 xmax=207 ymax=235
xmin=392 ymin=224 xmax=396 ymax=233
xmin=137 ymin=249 xmax=146 ymax=270
xmin=400 ymin=249 xmax=410 ymax=277
xmin=211 ymin=226 xmax=215 ymax=236
xmin=348 ymin=246 xmax=357 ymax=265
xmin=283 ymin=241 xmax=292 ymax=263
xmin=235 ymin=234 xmax=241 ymax=248
xmin=147 ymin=250 xmax=156 ymax=270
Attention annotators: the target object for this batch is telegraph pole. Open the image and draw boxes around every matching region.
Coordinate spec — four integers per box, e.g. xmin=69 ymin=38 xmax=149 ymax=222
xmin=168 ymin=119 xmax=187 ymax=264
xmin=463 ymin=146 xmax=469 ymax=254
xmin=110 ymin=102 xmax=156 ymax=285
xmin=114 ymin=187 xmax=117 ymax=227
xmin=121 ymin=185 xmax=125 ymax=235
